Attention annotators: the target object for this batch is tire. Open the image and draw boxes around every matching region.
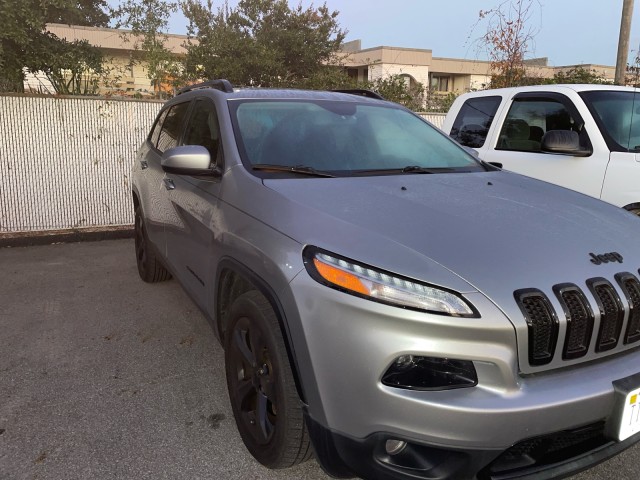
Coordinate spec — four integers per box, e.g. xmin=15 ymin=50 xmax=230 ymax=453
xmin=134 ymin=205 xmax=171 ymax=283
xmin=224 ymin=290 xmax=312 ymax=468
xmin=629 ymin=208 xmax=640 ymax=217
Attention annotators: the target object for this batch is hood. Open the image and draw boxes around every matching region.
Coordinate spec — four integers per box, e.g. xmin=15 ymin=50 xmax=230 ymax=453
xmin=259 ymin=171 xmax=640 ymax=316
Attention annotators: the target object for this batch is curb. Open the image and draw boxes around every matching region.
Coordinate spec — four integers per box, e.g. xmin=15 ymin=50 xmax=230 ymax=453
xmin=0 ymin=226 xmax=134 ymax=248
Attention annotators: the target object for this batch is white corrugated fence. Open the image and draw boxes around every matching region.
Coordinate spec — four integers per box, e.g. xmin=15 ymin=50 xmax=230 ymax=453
xmin=417 ymin=113 xmax=446 ymax=129
xmin=1 ymin=95 xmax=162 ymax=233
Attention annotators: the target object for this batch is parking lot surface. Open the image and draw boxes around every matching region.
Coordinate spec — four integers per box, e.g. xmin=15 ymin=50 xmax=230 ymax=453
xmin=0 ymin=239 xmax=638 ymax=479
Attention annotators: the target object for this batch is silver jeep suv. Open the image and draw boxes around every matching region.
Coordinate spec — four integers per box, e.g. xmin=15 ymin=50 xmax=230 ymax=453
xmin=131 ymin=79 xmax=640 ymax=479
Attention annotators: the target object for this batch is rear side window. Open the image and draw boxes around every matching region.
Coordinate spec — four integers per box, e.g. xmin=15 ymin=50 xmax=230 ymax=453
xmin=450 ymin=96 xmax=501 ymax=148
xmin=156 ymin=102 xmax=190 ymax=153
xmin=149 ymin=109 xmax=168 ymax=147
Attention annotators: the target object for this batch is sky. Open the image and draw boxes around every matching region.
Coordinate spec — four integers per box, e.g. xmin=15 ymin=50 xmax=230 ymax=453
xmin=165 ymin=0 xmax=640 ymax=67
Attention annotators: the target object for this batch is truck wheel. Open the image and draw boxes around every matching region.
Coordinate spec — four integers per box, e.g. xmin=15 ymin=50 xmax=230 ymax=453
xmin=134 ymin=205 xmax=171 ymax=283
xmin=224 ymin=290 xmax=312 ymax=468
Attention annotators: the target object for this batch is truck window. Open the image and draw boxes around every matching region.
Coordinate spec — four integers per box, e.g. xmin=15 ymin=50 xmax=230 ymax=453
xmin=580 ymin=90 xmax=640 ymax=152
xmin=450 ymin=96 xmax=501 ymax=148
xmin=497 ymin=97 xmax=590 ymax=153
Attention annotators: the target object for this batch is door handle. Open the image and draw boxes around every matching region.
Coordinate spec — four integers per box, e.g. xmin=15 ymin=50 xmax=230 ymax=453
xmin=140 ymin=160 xmax=148 ymax=169
xmin=163 ymin=178 xmax=175 ymax=190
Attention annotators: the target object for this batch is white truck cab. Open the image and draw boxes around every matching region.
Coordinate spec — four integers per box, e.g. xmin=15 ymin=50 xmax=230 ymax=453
xmin=442 ymin=84 xmax=640 ymax=215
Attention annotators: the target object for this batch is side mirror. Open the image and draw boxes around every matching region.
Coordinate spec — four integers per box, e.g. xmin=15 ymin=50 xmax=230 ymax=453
xmin=541 ymin=130 xmax=592 ymax=157
xmin=161 ymin=145 xmax=220 ymax=176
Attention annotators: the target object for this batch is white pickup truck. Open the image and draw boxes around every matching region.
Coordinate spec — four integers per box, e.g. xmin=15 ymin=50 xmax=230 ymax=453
xmin=442 ymin=84 xmax=640 ymax=215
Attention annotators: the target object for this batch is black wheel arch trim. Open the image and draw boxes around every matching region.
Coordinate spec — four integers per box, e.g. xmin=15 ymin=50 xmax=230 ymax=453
xmin=131 ymin=185 xmax=141 ymax=209
xmin=214 ymin=257 xmax=311 ymax=405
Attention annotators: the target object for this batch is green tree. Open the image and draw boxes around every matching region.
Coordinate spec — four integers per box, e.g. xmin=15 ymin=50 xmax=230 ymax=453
xmin=28 ymin=35 xmax=105 ymax=94
xmin=0 ymin=0 xmax=108 ymax=92
xmin=111 ymin=0 xmax=179 ymax=97
xmin=47 ymin=0 xmax=110 ymax=26
xmin=544 ymin=67 xmax=612 ymax=85
xmin=361 ymin=75 xmax=426 ymax=111
xmin=181 ymin=0 xmax=346 ymax=87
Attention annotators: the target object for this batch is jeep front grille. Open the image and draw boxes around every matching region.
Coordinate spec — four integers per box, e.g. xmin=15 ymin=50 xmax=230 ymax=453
xmin=587 ymin=278 xmax=624 ymax=353
xmin=514 ymin=289 xmax=558 ymax=366
xmin=554 ymin=284 xmax=593 ymax=360
xmin=516 ymin=272 xmax=640 ymax=368
xmin=617 ymin=273 xmax=640 ymax=345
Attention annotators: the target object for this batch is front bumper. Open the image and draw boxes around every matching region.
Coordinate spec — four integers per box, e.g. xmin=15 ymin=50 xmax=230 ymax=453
xmin=287 ymin=272 xmax=640 ymax=477
xmin=307 ymin=414 xmax=640 ymax=480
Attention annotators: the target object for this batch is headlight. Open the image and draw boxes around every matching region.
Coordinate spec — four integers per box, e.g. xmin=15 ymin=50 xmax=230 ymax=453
xmin=303 ymin=247 xmax=477 ymax=317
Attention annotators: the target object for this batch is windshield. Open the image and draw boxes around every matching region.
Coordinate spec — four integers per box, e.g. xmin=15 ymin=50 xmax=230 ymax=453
xmin=581 ymin=90 xmax=640 ymax=151
xmin=229 ymin=100 xmax=484 ymax=176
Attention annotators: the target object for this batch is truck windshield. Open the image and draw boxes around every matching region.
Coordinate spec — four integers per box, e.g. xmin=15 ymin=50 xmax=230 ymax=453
xmin=228 ymin=100 xmax=485 ymax=176
xmin=581 ymin=90 xmax=640 ymax=151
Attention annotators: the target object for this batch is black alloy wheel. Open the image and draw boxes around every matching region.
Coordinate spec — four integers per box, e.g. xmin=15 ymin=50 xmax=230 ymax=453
xmin=225 ymin=290 xmax=312 ymax=468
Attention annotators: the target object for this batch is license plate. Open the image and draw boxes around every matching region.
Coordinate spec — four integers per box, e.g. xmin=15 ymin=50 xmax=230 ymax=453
xmin=617 ymin=386 xmax=640 ymax=441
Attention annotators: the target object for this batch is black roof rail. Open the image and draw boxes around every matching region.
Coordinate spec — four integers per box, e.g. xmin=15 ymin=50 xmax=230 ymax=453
xmin=177 ymin=79 xmax=234 ymax=95
xmin=331 ymin=89 xmax=385 ymax=100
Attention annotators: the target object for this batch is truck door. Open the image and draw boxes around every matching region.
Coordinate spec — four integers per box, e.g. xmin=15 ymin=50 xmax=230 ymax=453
xmin=481 ymin=92 xmax=607 ymax=199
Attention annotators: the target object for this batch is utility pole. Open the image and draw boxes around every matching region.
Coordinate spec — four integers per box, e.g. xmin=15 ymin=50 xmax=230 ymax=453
xmin=615 ymin=0 xmax=635 ymax=85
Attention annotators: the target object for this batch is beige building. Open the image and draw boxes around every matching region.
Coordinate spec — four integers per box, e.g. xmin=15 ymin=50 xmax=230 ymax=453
xmin=25 ymin=23 xmax=190 ymax=96
xmin=26 ymin=26 xmax=617 ymax=97
xmin=341 ymin=40 xmax=616 ymax=94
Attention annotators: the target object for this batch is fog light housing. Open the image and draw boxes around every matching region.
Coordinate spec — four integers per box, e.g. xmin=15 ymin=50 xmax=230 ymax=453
xmin=385 ymin=439 xmax=407 ymax=456
xmin=382 ymin=356 xmax=477 ymax=391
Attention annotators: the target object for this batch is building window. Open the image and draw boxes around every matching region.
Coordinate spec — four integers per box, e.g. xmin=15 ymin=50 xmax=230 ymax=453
xmin=430 ymin=75 xmax=450 ymax=92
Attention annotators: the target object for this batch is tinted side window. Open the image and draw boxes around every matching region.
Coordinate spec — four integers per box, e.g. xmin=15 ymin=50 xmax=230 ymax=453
xmin=580 ymin=91 xmax=640 ymax=152
xmin=157 ymin=102 xmax=190 ymax=153
xmin=450 ymin=96 xmax=502 ymax=148
xmin=182 ymin=100 xmax=222 ymax=166
xmin=497 ymin=97 xmax=590 ymax=153
xmin=149 ymin=109 xmax=168 ymax=147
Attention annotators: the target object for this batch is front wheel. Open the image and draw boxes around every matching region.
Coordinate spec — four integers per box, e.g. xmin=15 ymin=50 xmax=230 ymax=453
xmin=224 ymin=290 xmax=312 ymax=468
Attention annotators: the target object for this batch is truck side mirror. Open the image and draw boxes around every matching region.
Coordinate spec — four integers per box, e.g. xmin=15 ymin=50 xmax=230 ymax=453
xmin=541 ymin=130 xmax=592 ymax=157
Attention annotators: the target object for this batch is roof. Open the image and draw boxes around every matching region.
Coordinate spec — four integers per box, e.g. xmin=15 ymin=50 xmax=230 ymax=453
xmin=167 ymin=85 xmax=392 ymax=107
xmin=46 ymin=23 xmax=190 ymax=55
xmin=341 ymin=45 xmax=432 ymax=67
xmin=458 ymin=84 xmax=638 ymax=97
xmin=226 ymin=88 xmax=388 ymax=103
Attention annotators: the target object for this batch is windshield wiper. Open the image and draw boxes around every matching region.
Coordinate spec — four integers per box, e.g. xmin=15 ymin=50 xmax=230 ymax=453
xmin=401 ymin=165 xmax=437 ymax=173
xmin=252 ymin=164 xmax=335 ymax=178
xmin=355 ymin=166 xmax=457 ymax=175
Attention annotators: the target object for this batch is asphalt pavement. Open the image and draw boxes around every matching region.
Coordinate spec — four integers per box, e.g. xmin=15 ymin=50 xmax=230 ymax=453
xmin=0 ymin=239 xmax=638 ymax=480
